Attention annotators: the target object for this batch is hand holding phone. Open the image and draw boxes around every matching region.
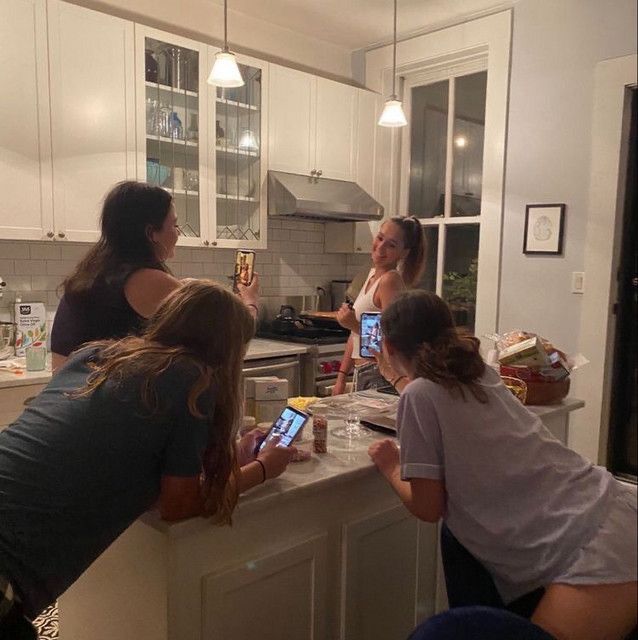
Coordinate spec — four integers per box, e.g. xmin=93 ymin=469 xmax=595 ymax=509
xmin=256 ymin=406 xmax=309 ymax=454
xmin=359 ymin=312 xmax=383 ymax=359
xmin=233 ymin=250 xmax=256 ymax=292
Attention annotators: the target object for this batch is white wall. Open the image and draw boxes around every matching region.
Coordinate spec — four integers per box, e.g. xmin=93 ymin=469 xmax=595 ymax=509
xmin=67 ymin=0 xmax=353 ymax=79
xmin=498 ymin=0 xmax=637 ymax=355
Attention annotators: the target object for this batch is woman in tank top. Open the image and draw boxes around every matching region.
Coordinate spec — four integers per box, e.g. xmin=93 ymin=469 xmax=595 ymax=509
xmin=331 ymin=216 xmax=426 ymax=395
xmin=50 ymin=181 xmax=260 ymax=372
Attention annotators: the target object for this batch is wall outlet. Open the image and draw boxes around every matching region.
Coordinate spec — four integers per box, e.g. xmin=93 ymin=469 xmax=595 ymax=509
xmin=571 ymin=271 xmax=585 ymax=294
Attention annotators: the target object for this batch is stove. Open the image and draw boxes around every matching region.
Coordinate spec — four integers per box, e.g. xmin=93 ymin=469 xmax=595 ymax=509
xmin=256 ymin=330 xmax=348 ymax=345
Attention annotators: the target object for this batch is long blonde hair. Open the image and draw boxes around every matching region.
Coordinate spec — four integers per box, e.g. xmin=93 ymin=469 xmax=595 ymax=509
xmin=75 ymin=279 xmax=255 ymax=524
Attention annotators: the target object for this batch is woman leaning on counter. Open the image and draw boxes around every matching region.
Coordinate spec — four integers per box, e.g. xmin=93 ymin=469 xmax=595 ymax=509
xmin=331 ymin=216 xmax=426 ymax=395
xmin=50 ymin=181 xmax=259 ymax=372
xmin=0 ymin=280 xmax=293 ymax=638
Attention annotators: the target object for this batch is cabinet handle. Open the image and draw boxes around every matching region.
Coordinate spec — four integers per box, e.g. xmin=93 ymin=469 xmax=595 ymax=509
xmin=316 ymin=170 xmax=323 ymax=177
xmin=57 ymin=231 xmax=66 ymax=239
xmin=203 ymin=240 xmax=210 ymax=246
xmin=46 ymin=231 xmax=54 ymax=238
xmin=356 ymin=247 xmax=362 ymax=252
xmin=211 ymin=241 xmax=217 ymax=246
xmin=310 ymin=169 xmax=317 ymax=176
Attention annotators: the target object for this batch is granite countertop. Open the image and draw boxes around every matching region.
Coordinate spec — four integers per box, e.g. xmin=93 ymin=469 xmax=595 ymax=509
xmin=0 ymin=339 xmax=311 ymax=390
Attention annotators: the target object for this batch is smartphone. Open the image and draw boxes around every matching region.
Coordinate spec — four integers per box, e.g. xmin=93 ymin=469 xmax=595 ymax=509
xmin=359 ymin=311 xmax=383 ymax=359
xmin=233 ymin=250 xmax=256 ymax=292
xmin=257 ymin=406 xmax=310 ymax=454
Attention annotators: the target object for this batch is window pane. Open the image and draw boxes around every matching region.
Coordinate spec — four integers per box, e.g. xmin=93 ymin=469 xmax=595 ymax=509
xmin=408 ymin=80 xmax=448 ymax=219
xmin=452 ymin=71 xmax=487 ymax=217
xmin=417 ymin=226 xmax=439 ymax=292
xmin=442 ymin=225 xmax=480 ymax=333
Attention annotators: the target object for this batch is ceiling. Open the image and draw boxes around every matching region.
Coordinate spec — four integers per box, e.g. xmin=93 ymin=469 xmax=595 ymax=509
xmin=220 ymin=0 xmax=507 ymax=51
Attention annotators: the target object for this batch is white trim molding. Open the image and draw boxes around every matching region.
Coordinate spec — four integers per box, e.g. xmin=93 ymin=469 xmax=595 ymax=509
xmin=571 ymin=54 xmax=637 ymax=463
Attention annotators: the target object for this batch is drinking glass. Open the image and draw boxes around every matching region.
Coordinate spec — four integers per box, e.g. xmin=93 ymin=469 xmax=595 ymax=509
xmin=343 ymin=408 xmax=366 ymax=439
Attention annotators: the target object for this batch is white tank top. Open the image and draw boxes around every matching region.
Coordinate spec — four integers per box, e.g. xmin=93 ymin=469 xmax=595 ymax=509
xmin=351 ymin=268 xmax=382 ymax=359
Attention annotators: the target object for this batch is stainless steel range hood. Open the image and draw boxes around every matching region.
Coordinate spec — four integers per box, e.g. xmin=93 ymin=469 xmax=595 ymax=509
xmin=268 ymin=171 xmax=384 ymax=222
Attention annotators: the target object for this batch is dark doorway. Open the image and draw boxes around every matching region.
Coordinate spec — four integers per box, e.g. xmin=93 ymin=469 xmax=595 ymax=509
xmin=608 ymin=86 xmax=637 ymax=482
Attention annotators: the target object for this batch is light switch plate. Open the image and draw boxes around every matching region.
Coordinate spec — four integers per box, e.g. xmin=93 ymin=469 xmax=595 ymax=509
xmin=571 ymin=271 xmax=585 ymax=294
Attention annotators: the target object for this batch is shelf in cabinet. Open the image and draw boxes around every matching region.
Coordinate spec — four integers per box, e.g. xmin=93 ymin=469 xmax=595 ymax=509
xmin=162 ymin=188 xmax=199 ymax=197
xmin=216 ymin=146 xmax=258 ymax=157
xmin=217 ymin=194 xmax=257 ymax=202
xmin=147 ymin=135 xmax=198 ymax=148
xmin=216 ymin=98 xmax=258 ymax=111
xmin=145 ymin=81 xmax=198 ymax=98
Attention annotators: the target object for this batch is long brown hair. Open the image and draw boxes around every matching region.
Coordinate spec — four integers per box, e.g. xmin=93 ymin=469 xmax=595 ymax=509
xmin=388 ymin=215 xmax=426 ymax=287
xmin=381 ymin=290 xmax=487 ymax=402
xmin=75 ymin=279 xmax=255 ymax=524
xmin=62 ymin=181 xmax=173 ymax=301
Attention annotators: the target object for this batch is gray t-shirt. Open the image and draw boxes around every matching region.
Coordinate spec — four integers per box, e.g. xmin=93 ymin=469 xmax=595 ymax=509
xmin=397 ymin=367 xmax=613 ymax=603
xmin=0 ymin=347 xmax=212 ymax=618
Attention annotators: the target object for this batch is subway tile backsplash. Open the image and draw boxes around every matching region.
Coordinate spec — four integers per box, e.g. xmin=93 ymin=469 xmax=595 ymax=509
xmin=0 ymin=219 xmax=371 ymax=333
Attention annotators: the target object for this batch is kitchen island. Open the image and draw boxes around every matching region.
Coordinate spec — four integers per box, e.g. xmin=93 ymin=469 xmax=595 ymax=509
xmin=57 ymin=398 xmax=585 ymax=640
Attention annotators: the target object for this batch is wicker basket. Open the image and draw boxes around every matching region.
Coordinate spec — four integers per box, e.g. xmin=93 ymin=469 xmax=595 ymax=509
xmin=523 ymin=378 xmax=570 ymax=405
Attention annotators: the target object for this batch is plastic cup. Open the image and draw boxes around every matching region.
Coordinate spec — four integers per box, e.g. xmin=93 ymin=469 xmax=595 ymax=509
xmin=26 ymin=344 xmax=47 ymax=371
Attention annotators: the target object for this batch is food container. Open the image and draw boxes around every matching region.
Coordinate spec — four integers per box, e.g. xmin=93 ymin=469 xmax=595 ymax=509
xmin=500 ymin=366 xmax=570 ymax=405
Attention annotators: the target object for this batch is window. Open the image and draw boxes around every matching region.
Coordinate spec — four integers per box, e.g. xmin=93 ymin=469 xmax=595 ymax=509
xmin=400 ymin=68 xmax=488 ymax=333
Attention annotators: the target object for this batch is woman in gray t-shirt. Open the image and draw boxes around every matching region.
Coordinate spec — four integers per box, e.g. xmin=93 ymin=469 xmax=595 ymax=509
xmin=368 ymin=290 xmax=637 ymax=640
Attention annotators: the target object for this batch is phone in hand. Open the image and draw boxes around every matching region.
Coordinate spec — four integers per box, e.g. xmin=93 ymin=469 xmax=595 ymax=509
xmin=233 ymin=250 xmax=256 ymax=292
xmin=256 ymin=406 xmax=310 ymax=454
xmin=359 ymin=311 xmax=382 ymax=359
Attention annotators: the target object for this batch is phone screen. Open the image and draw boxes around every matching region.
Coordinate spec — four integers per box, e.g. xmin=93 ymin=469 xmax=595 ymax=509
xmin=359 ymin=312 xmax=383 ymax=358
xmin=257 ymin=406 xmax=310 ymax=453
xmin=234 ymin=250 xmax=255 ymax=290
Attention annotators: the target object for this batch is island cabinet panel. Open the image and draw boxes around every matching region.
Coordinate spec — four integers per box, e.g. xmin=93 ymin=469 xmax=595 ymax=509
xmin=341 ymin=506 xmax=437 ymax=640
xmin=202 ymin=535 xmax=327 ymax=640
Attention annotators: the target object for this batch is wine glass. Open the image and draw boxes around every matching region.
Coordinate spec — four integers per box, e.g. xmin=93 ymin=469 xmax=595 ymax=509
xmin=343 ymin=408 xmax=367 ymax=439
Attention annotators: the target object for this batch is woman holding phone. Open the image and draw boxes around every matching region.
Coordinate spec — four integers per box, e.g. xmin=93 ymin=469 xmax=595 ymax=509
xmin=0 ymin=280 xmax=294 ymax=637
xmin=332 ymin=216 xmax=426 ymax=395
xmin=51 ymin=182 xmax=260 ymax=372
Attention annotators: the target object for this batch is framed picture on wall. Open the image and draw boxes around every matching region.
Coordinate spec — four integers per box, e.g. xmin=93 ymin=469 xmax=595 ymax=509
xmin=523 ymin=204 xmax=566 ymax=254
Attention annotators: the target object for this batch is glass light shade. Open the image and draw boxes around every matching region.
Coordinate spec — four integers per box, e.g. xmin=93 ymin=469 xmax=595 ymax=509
xmin=238 ymin=129 xmax=259 ymax=151
xmin=207 ymin=50 xmax=244 ymax=87
xmin=378 ymin=99 xmax=407 ymax=127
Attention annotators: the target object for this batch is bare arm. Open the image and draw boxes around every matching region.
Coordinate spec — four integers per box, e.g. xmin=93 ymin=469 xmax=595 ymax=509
xmin=332 ymin=333 xmax=355 ymax=395
xmin=368 ymin=439 xmax=445 ymax=523
xmin=374 ymin=270 xmax=406 ymax=311
xmin=125 ymin=268 xmax=182 ymax=318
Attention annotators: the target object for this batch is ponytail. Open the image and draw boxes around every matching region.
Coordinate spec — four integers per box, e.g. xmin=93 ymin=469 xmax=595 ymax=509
xmin=389 ymin=215 xmax=426 ymax=287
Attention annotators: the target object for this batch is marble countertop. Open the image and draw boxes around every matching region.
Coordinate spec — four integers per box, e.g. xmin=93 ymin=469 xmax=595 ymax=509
xmin=142 ymin=395 xmax=586 ymax=538
xmin=0 ymin=338 xmax=311 ymax=389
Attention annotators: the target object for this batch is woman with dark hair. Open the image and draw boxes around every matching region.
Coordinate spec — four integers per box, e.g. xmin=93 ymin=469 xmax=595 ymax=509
xmin=0 ymin=280 xmax=294 ymax=638
xmin=51 ymin=181 xmax=260 ymax=372
xmin=331 ymin=216 xmax=426 ymax=395
xmin=368 ymin=291 xmax=637 ymax=640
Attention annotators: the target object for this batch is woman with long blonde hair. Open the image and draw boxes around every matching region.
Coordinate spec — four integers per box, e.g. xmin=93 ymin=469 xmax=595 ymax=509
xmin=0 ymin=280 xmax=294 ymax=636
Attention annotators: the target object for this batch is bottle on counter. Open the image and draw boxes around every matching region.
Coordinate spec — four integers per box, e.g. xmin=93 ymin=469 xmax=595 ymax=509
xmin=312 ymin=412 xmax=328 ymax=454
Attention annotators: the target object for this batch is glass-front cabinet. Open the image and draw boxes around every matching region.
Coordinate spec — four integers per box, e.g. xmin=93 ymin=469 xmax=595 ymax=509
xmin=136 ymin=26 xmax=209 ymax=246
xmin=136 ymin=29 xmax=267 ymax=248
xmin=208 ymin=51 xmax=268 ymax=248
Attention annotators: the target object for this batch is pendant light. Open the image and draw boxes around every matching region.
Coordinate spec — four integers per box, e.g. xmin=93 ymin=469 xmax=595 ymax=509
xmin=207 ymin=0 xmax=244 ymax=87
xmin=378 ymin=0 xmax=407 ymax=127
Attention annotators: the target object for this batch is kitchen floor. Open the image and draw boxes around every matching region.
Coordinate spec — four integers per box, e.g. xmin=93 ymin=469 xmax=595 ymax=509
xmin=34 ymin=604 xmax=57 ymax=638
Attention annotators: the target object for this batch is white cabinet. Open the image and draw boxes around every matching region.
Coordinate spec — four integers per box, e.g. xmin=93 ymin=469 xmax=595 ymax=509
xmin=325 ymin=89 xmax=381 ymax=254
xmin=0 ymin=0 xmax=53 ymax=240
xmin=208 ymin=51 xmax=269 ymax=249
xmin=135 ymin=25 xmax=209 ymax=247
xmin=269 ymin=65 xmax=357 ymax=181
xmin=48 ymin=0 xmax=136 ymax=242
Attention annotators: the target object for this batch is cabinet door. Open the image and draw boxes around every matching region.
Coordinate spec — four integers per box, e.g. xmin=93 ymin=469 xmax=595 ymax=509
xmin=0 ymin=0 xmax=53 ymax=240
xmin=209 ymin=51 xmax=268 ymax=248
xmin=136 ymin=26 xmax=208 ymax=247
xmin=315 ymin=77 xmax=357 ymax=181
xmin=341 ymin=505 xmax=430 ymax=640
xmin=202 ymin=535 xmax=328 ymax=640
xmin=268 ymin=65 xmax=316 ymax=175
xmin=48 ymin=0 xmax=136 ymax=242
